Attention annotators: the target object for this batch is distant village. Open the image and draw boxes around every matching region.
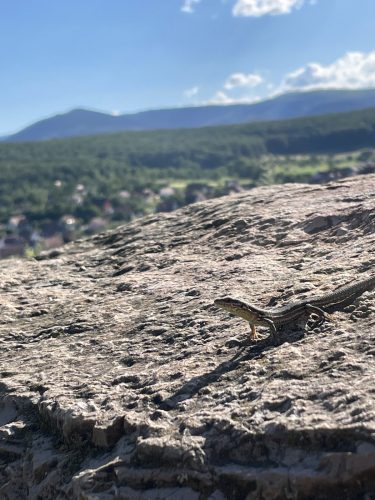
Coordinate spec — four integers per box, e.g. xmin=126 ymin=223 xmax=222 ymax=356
xmin=1 ymin=161 xmax=374 ymax=259
xmin=0 ymin=179 xmax=245 ymax=259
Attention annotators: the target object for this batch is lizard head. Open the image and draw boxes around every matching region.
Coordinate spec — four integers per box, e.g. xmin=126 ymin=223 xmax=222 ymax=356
xmin=214 ymin=297 xmax=260 ymax=322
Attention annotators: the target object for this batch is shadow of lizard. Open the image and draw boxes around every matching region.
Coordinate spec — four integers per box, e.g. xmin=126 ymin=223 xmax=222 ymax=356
xmin=158 ymin=336 xmax=281 ymax=411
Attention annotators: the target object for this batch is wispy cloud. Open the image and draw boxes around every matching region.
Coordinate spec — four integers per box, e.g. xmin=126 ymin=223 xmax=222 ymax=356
xmin=184 ymin=86 xmax=200 ymax=98
xmin=280 ymin=51 xmax=375 ymax=91
xmin=206 ymin=50 xmax=375 ymax=106
xmin=181 ymin=0 xmax=201 ymax=14
xmin=224 ymin=72 xmax=263 ymax=89
xmin=205 ymin=70 xmax=265 ymax=105
xmin=232 ymin=0 xmax=310 ymax=17
xmin=206 ymin=91 xmax=262 ymax=105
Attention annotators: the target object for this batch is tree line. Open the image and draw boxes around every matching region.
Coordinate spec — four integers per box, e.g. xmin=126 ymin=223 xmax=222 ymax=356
xmin=0 ymin=107 xmax=374 ymax=225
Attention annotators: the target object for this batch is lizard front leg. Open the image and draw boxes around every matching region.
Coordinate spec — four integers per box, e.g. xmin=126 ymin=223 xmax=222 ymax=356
xmin=249 ymin=323 xmax=258 ymax=341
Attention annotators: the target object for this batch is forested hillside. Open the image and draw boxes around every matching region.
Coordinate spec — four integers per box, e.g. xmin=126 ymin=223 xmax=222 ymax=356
xmin=0 ymin=107 xmax=375 ymax=257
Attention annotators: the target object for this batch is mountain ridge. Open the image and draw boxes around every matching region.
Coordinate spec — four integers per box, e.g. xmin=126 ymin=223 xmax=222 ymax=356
xmin=4 ymin=88 xmax=375 ymax=142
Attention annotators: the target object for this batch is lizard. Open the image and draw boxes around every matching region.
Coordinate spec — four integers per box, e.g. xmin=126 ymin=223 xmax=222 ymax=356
xmin=214 ymin=274 xmax=375 ymax=342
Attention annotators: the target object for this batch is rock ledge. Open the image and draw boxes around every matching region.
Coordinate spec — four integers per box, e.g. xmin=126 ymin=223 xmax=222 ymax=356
xmin=1 ymin=175 xmax=375 ymax=498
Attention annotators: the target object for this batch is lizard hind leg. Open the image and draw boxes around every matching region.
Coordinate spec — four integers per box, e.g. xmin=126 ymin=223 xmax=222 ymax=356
xmin=305 ymin=303 xmax=332 ymax=328
xmin=261 ymin=317 xmax=278 ymax=343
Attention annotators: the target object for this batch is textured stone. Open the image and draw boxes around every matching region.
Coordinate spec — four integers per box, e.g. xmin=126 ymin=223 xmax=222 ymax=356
xmin=0 ymin=175 xmax=375 ymax=498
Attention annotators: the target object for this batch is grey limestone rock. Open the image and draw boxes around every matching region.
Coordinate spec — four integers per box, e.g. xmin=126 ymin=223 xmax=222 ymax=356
xmin=0 ymin=175 xmax=375 ymax=499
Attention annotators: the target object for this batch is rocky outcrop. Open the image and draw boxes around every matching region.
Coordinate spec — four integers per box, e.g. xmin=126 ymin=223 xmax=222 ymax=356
xmin=1 ymin=175 xmax=374 ymax=499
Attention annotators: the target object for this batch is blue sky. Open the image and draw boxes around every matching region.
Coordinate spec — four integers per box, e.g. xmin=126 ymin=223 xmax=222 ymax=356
xmin=1 ymin=0 xmax=375 ymax=135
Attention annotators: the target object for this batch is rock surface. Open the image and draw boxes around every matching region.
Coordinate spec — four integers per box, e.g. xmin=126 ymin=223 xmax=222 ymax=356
xmin=0 ymin=175 xmax=375 ymax=499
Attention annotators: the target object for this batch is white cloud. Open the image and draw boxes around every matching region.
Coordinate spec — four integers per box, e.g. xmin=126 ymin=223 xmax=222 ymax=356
xmin=184 ymin=86 xmax=200 ymax=98
xmin=208 ymin=91 xmax=234 ymax=104
xmin=204 ymin=70 xmax=265 ymax=105
xmin=281 ymin=51 xmax=375 ymax=91
xmin=181 ymin=0 xmax=201 ymax=14
xmin=207 ymin=91 xmax=261 ymax=105
xmin=224 ymin=72 xmax=263 ymax=89
xmin=233 ymin=0 xmax=307 ymax=17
